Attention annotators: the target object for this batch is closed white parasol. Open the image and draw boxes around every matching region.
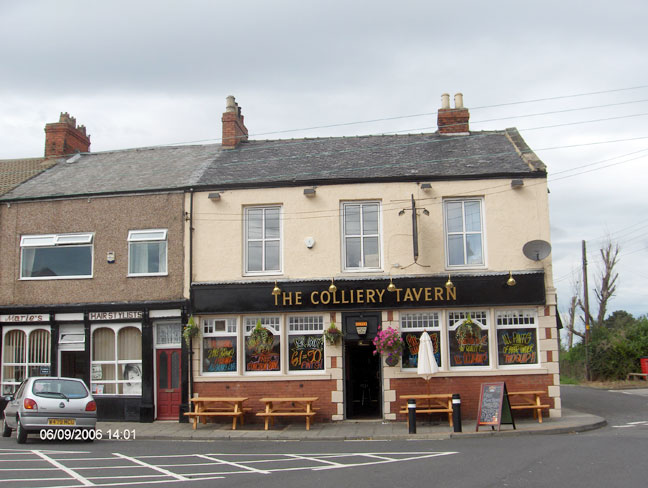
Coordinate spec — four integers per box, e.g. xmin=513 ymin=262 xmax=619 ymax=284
xmin=417 ymin=331 xmax=439 ymax=381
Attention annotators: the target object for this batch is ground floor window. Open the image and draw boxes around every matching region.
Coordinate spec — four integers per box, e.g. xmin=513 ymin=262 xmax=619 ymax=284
xmin=244 ymin=316 xmax=281 ymax=372
xmin=1 ymin=327 xmax=51 ymax=394
xmin=202 ymin=317 xmax=238 ymax=374
xmin=448 ymin=311 xmax=490 ymax=368
xmin=400 ymin=312 xmax=441 ymax=369
xmin=496 ymin=310 xmax=539 ymax=366
xmin=288 ymin=315 xmax=325 ymax=372
xmin=91 ymin=324 xmax=142 ymax=395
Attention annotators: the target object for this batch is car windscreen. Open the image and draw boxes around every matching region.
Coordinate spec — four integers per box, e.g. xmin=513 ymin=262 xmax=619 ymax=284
xmin=32 ymin=379 xmax=88 ymax=399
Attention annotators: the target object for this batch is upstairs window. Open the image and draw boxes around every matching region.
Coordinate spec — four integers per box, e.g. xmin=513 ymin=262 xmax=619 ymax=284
xmin=444 ymin=199 xmax=484 ymax=267
xmin=128 ymin=229 xmax=168 ymax=276
xmin=342 ymin=201 xmax=381 ymax=270
xmin=244 ymin=206 xmax=282 ymax=274
xmin=21 ymin=233 xmax=93 ymax=279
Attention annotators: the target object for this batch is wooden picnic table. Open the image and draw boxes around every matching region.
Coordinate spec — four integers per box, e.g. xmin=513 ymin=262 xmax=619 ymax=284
xmin=399 ymin=393 xmax=454 ymax=427
xmin=507 ymin=390 xmax=550 ymax=423
xmin=184 ymin=396 xmax=249 ymax=430
xmin=256 ymin=397 xmax=318 ymax=431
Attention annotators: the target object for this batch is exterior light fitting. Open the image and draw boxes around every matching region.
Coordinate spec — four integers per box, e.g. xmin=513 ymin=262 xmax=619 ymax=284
xmin=208 ymin=192 xmax=221 ymax=201
xmin=272 ymin=281 xmax=281 ymax=296
xmin=445 ymin=274 xmax=454 ymax=290
xmin=420 ymin=183 xmax=432 ymax=190
xmin=507 ymin=271 xmax=517 ymax=287
xmin=328 ymin=278 xmax=337 ymax=293
xmin=387 ymin=278 xmax=397 ymax=292
xmin=303 ymin=187 xmax=316 ymax=197
xmin=511 ymin=179 xmax=524 ymax=189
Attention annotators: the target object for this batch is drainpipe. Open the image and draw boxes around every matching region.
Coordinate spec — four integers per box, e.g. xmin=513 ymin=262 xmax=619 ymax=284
xmin=188 ymin=189 xmax=195 ymax=400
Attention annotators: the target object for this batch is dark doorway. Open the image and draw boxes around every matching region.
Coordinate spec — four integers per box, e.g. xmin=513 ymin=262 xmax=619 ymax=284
xmin=60 ymin=351 xmax=87 ymax=381
xmin=345 ymin=341 xmax=381 ymax=419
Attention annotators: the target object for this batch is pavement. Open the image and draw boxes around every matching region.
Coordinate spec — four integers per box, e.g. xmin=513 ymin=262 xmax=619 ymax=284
xmin=97 ymin=408 xmax=606 ymax=441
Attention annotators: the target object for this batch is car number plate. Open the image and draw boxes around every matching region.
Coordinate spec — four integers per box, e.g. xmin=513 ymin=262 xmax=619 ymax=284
xmin=48 ymin=418 xmax=76 ymax=426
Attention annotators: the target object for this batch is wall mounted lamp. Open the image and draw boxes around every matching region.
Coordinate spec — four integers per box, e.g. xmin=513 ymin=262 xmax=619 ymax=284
xmin=303 ymin=187 xmax=316 ymax=197
xmin=445 ymin=274 xmax=454 ymax=290
xmin=208 ymin=192 xmax=221 ymax=201
xmin=328 ymin=278 xmax=337 ymax=293
xmin=272 ymin=281 xmax=281 ymax=296
xmin=511 ymin=179 xmax=524 ymax=189
xmin=420 ymin=183 xmax=432 ymax=190
xmin=507 ymin=271 xmax=517 ymax=287
xmin=387 ymin=278 xmax=397 ymax=292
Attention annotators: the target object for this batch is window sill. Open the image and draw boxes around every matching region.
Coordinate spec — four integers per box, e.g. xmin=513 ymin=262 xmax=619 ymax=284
xmin=127 ymin=273 xmax=169 ymax=278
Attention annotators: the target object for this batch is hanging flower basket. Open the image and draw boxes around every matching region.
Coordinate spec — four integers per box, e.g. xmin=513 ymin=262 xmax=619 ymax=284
xmin=372 ymin=326 xmax=404 ymax=366
xmin=384 ymin=353 xmax=400 ymax=367
xmin=248 ymin=320 xmax=274 ymax=353
xmin=182 ymin=315 xmax=199 ymax=346
xmin=323 ymin=323 xmax=342 ymax=345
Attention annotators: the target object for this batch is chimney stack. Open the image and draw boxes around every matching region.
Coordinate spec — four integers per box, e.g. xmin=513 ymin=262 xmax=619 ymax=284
xmin=437 ymin=93 xmax=470 ymax=135
xmin=44 ymin=112 xmax=91 ymax=157
xmin=222 ymin=96 xmax=249 ymax=148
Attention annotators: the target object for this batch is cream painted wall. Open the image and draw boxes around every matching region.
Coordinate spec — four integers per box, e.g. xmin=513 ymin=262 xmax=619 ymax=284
xmin=188 ymin=178 xmax=552 ymax=284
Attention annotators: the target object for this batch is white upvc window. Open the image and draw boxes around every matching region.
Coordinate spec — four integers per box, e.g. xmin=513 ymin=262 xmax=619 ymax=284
xmin=447 ymin=310 xmax=490 ymax=368
xmin=244 ymin=206 xmax=282 ymax=274
xmin=495 ymin=309 xmax=539 ymax=367
xmin=287 ymin=315 xmax=325 ymax=372
xmin=400 ymin=312 xmax=441 ymax=370
xmin=444 ymin=199 xmax=485 ymax=267
xmin=128 ymin=229 xmax=168 ymax=276
xmin=90 ymin=324 xmax=142 ymax=396
xmin=243 ymin=316 xmax=281 ymax=372
xmin=202 ymin=317 xmax=238 ymax=374
xmin=1 ymin=327 xmax=51 ymax=395
xmin=20 ymin=233 xmax=94 ymax=279
xmin=342 ymin=201 xmax=381 ymax=271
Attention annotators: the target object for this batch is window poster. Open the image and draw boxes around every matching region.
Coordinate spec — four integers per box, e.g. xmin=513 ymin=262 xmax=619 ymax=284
xmin=401 ymin=331 xmax=441 ymax=369
xmin=289 ymin=334 xmax=324 ymax=371
xmin=91 ymin=364 xmax=103 ymax=380
xmin=245 ymin=330 xmax=280 ymax=372
xmin=449 ymin=320 xmax=489 ymax=367
xmin=203 ymin=337 xmax=237 ymax=373
xmin=497 ymin=328 xmax=538 ymax=365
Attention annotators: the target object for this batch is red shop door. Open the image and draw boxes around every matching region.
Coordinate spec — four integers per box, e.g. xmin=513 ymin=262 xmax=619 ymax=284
xmin=156 ymin=349 xmax=181 ymax=420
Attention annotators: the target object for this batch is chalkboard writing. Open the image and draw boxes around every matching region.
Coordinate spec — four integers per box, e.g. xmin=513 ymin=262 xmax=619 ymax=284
xmin=203 ymin=338 xmax=237 ymax=373
xmin=497 ymin=328 xmax=538 ymax=365
xmin=401 ymin=331 xmax=441 ymax=369
xmin=289 ymin=334 xmax=324 ymax=371
xmin=476 ymin=382 xmax=515 ymax=431
xmin=245 ymin=333 xmax=280 ymax=372
xmin=449 ymin=322 xmax=489 ymax=367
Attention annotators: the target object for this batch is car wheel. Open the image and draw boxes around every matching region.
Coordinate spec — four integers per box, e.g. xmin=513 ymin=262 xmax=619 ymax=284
xmin=16 ymin=420 xmax=27 ymax=444
xmin=1 ymin=417 xmax=11 ymax=437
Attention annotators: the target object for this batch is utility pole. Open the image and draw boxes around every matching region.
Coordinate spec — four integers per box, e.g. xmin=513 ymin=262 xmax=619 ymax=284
xmin=582 ymin=240 xmax=590 ymax=381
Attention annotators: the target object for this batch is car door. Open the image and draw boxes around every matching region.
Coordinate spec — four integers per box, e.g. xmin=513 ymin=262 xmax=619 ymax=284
xmin=3 ymin=381 xmax=27 ymax=428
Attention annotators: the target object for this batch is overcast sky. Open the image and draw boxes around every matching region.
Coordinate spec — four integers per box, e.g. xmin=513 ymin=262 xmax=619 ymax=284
xmin=1 ymin=1 xmax=647 ymax=331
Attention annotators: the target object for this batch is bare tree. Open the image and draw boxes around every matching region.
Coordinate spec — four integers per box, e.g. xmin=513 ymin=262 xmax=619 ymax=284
xmin=594 ymin=241 xmax=620 ymax=327
xmin=564 ymin=270 xmax=583 ymax=350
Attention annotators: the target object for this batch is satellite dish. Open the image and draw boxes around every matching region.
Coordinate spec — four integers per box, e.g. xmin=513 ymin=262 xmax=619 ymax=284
xmin=523 ymin=240 xmax=552 ymax=261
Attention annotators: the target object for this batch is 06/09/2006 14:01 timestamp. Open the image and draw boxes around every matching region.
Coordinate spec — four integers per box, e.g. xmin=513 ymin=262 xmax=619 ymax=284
xmin=39 ymin=428 xmax=136 ymax=441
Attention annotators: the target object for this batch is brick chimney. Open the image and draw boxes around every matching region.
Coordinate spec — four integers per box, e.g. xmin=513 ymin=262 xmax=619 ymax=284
xmin=44 ymin=112 xmax=91 ymax=157
xmin=222 ymin=96 xmax=248 ymax=149
xmin=437 ymin=93 xmax=470 ymax=135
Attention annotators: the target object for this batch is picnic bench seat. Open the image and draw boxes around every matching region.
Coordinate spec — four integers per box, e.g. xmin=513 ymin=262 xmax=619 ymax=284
xmin=508 ymin=390 xmax=550 ymax=423
xmin=626 ymin=373 xmax=648 ymax=381
xmin=256 ymin=397 xmax=318 ymax=431
xmin=184 ymin=397 xmax=249 ymax=430
xmin=399 ymin=394 xmax=454 ymax=427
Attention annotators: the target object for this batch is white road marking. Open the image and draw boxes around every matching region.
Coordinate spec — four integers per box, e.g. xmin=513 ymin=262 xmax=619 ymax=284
xmin=286 ymin=453 xmax=346 ymax=467
xmin=112 ymin=452 xmax=190 ymax=482
xmin=196 ymin=453 xmax=271 ymax=475
xmin=32 ymin=449 xmax=94 ymax=486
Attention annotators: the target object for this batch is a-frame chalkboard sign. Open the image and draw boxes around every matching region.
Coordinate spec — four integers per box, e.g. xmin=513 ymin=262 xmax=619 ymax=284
xmin=476 ymin=382 xmax=516 ymax=431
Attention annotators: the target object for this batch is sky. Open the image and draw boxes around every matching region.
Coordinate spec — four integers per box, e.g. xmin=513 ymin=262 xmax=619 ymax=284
xmin=1 ymin=0 xmax=647 ymax=334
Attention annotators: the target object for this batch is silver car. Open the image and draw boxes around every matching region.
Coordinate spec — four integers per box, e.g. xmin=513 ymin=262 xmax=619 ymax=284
xmin=2 ymin=377 xmax=97 ymax=444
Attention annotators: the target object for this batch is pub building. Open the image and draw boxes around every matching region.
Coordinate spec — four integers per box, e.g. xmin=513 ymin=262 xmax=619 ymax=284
xmin=187 ymin=94 xmax=561 ymax=422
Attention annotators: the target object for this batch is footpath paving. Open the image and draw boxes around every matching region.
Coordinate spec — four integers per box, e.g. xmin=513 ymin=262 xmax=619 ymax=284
xmin=97 ymin=408 xmax=605 ymax=441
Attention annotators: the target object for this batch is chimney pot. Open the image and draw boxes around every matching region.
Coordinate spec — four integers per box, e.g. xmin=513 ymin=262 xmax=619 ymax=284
xmin=222 ymin=96 xmax=249 ymax=148
xmin=226 ymin=95 xmax=237 ymax=113
xmin=437 ymin=93 xmax=470 ymax=135
xmin=44 ymin=112 xmax=91 ymax=157
xmin=454 ymin=93 xmax=464 ymax=109
xmin=441 ymin=93 xmax=450 ymax=109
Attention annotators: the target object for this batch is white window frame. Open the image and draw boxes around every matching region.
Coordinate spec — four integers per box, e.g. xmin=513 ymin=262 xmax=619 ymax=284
xmin=447 ymin=310 xmax=491 ymax=370
xmin=90 ymin=323 xmax=142 ymax=396
xmin=287 ymin=314 xmax=326 ymax=374
xmin=1 ymin=326 xmax=51 ymax=395
xmin=495 ymin=309 xmax=540 ymax=369
xmin=244 ymin=206 xmax=282 ymax=275
xmin=341 ymin=201 xmax=382 ymax=272
xmin=128 ymin=229 xmax=168 ymax=277
xmin=243 ymin=316 xmax=282 ymax=374
xmin=201 ymin=317 xmax=239 ymax=375
xmin=400 ymin=311 xmax=441 ymax=371
xmin=443 ymin=198 xmax=486 ymax=269
xmin=154 ymin=320 xmax=182 ymax=348
xmin=20 ymin=232 xmax=94 ymax=280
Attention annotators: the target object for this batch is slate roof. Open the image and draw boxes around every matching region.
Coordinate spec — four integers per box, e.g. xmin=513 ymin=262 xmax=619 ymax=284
xmin=0 ymin=128 xmax=545 ymax=201
xmin=0 ymin=157 xmax=57 ymax=196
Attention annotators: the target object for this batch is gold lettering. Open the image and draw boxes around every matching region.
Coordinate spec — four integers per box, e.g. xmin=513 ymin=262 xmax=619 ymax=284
xmin=447 ymin=286 xmax=457 ymax=300
xmin=341 ymin=290 xmax=350 ymax=304
xmin=332 ymin=291 xmax=340 ymax=304
xmin=274 ymin=294 xmax=280 ymax=306
xmin=425 ymin=287 xmax=433 ymax=301
xmin=404 ymin=288 xmax=414 ymax=302
xmin=295 ymin=291 xmax=302 ymax=305
xmin=282 ymin=292 xmax=293 ymax=306
xmin=375 ymin=289 xmax=385 ymax=302
xmin=356 ymin=289 xmax=364 ymax=303
xmin=412 ymin=288 xmax=423 ymax=301
xmin=395 ymin=288 xmax=403 ymax=301
xmin=320 ymin=291 xmax=331 ymax=305
xmin=435 ymin=287 xmax=443 ymax=300
xmin=366 ymin=289 xmax=376 ymax=303
xmin=310 ymin=291 xmax=320 ymax=305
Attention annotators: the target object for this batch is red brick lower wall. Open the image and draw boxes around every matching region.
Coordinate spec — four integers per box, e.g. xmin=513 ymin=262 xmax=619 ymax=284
xmin=194 ymin=379 xmax=337 ymax=424
xmin=391 ymin=374 xmax=554 ymax=420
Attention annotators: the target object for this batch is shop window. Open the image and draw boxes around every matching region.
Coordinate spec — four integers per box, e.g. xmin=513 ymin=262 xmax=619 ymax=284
xmin=288 ymin=315 xmax=325 ymax=372
xmin=400 ymin=312 xmax=441 ymax=369
xmin=244 ymin=206 xmax=282 ymax=274
xmin=202 ymin=317 xmax=238 ymax=374
xmin=342 ymin=201 xmax=381 ymax=270
xmin=1 ymin=328 xmax=51 ymax=395
xmin=20 ymin=233 xmax=93 ymax=279
xmin=128 ymin=229 xmax=168 ymax=276
xmin=244 ymin=316 xmax=281 ymax=372
xmin=448 ymin=311 xmax=489 ymax=368
xmin=496 ymin=310 xmax=539 ymax=366
xmin=444 ymin=199 xmax=484 ymax=267
xmin=91 ymin=325 xmax=142 ymax=395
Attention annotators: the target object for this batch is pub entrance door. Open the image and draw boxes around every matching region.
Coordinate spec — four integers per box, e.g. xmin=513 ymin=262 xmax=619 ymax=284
xmin=156 ymin=349 xmax=181 ymax=420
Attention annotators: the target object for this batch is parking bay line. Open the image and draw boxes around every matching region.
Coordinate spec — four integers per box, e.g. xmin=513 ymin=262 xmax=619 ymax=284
xmin=112 ymin=452 xmax=190 ymax=482
xmin=32 ymin=449 xmax=94 ymax=486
